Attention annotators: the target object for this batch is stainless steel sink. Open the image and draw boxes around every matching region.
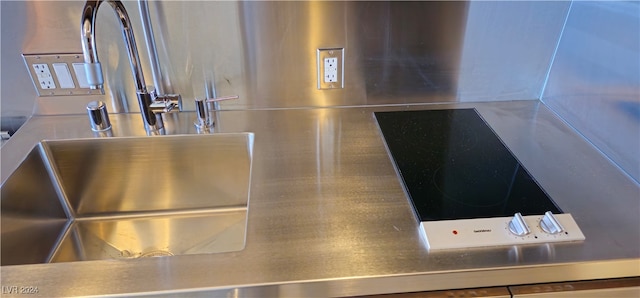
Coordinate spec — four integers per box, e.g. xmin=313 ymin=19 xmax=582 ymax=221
xmin=1 ymin=133 xmax=254 ymax=265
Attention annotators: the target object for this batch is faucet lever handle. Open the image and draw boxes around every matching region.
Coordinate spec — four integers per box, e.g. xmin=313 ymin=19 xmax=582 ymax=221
xmin=205 ymin=95 xmax=239 ymax=103
xmin=156 ymin=94 xmax=183 ymax=111
xmin=194 ymin=95 xmax=239 ymax=132
xmin=149 ymin=87 xmax=183 ymax=113
xmin=149 ymin=101 xmax=178 ymax=113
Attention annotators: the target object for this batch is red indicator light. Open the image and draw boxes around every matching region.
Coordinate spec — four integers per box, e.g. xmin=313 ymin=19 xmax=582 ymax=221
xmin=452 ymin=230 xmax=458 ymax=235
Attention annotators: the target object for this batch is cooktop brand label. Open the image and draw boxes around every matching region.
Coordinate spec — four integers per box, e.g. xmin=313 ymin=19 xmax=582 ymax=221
xmin=473 ymin=229 xmax=492 ymax=233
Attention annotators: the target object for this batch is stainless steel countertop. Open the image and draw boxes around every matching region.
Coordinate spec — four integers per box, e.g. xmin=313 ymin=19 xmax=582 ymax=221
xmin=1 ymin=100 xmax=639 ymax=297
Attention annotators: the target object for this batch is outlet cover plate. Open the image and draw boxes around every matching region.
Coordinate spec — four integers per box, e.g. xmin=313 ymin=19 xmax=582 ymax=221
xmin=317 ymin=48 xmax=344 ymax=90
xmin=23 ymin=53 xmax=104 ymax=97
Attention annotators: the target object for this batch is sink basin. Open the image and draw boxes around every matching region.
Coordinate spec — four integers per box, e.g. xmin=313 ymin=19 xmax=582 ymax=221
xmin=1 ymin=133 xmax=254 ymax=265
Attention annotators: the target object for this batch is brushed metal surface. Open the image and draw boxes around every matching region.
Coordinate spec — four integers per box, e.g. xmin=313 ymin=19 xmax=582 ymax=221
xmin=0 ymin=146 xmax=68 ymax=266
xmin=52 ymin=209 xmax=247 ymax=262
xmin=457 ymin=1 xmax=570 ymax=102
xmin=45 ymin=135 xmax=253 ymax=215
xmin=3 ymin=1 xmax=572 ymax=118
xmin=541 ymin=1 xmax=640 ymax=183
xmin=1 ymin=101 xmax=638 ymax=297
xmin=0 ymin=1 xmax=38 ymax=118
xmin=1 ymin=134 xmax=254 ymax=265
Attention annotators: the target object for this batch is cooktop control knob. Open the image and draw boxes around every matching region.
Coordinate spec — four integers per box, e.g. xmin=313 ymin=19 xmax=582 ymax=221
xmin=508 ymin=213 xmax=531 ymax=236
xmin=540 ymin=211 xmax=564 ymax=234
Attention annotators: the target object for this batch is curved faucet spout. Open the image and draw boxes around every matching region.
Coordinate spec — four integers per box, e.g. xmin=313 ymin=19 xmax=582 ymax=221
xmin=81 ymin=0 xmax=164 ymax=132
xmin=81 ymin=0 xmax=146 ymax=92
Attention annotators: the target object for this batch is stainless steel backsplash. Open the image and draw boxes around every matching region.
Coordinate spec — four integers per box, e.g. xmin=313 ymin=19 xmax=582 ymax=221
xmin=4 ymin=1 xmax=636 ymax=187
xmin=542 ymin=1 xmax=640 ymax=183
xmin=2 ymin=1 xmax=569 ymax=115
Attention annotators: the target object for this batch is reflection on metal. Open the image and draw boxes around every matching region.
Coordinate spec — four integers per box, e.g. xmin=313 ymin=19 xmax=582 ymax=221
xmin=81 ymin=0 xmax=162 ymax=132
xmin=0 ymin=147 xmax=69 ymax=266
xmin=5 ymin=1 xmax=577 ymax=117
xmin=1 ymin=102 xmax=639 ymax=296
xmin=194 ymin=95 xmax=238 ymax=133
xmin=92 ymin=129 xmax=114 ymax=138
xmin=52 ymin=208 xmax=247 ymax=262
xmin=81 ymin=0 xmax=183 ymax=134
xmin=508 ymin=243 xmax=557 ymax=264
xmin=1 ymin=133 xmax=254 ymax=265
xmin=194 ymin=98 xmax=212 ymax=133
xmin=457 ymin=1 xmax=571 ymax=102
xmin=138 ymin=0 xmax=165 ymax=95
xmin=542 ymin=1 xmax=640 ymax=183
xmin=86 ymin=100 xmax=111 ymax=132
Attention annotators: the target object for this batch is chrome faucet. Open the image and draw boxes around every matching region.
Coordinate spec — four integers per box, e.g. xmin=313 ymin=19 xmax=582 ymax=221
xmin=80 ymin=0 xmax=181 ymax=134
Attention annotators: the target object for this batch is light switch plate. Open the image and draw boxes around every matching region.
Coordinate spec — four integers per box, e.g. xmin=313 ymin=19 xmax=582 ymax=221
xmin=23 ymin=53 xmax=104 ymax=96
xmin=317 ymin=48 xmax=344 ymax=90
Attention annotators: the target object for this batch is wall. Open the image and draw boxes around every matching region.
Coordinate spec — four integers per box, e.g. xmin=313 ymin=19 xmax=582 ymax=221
xmin=458 ymin=1 xmax=570 ymax=102
xmin=1 ymin=1 xmax=568 ymax=118
xmin=0 ymin=1 xmax=36 ymax=131
xmin=542 ymin=1 xmax=640 ymax=183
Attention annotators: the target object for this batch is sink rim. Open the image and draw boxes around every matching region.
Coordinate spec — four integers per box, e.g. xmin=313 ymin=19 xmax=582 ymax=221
xmin=1 ymin=132 xmax=255 ymax=266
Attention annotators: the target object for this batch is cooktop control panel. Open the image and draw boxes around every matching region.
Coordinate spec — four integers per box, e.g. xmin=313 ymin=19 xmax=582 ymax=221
xmin=421 ymin=212 xmax=585 ymax=250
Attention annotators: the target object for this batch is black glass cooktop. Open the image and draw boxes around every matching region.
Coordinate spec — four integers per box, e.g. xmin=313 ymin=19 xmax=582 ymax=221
xmin=375 ymin=108 xmax=561 ymax=222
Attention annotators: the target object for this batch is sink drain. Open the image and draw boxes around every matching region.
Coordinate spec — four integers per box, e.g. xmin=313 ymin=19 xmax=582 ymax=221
xmin=140 ymin=250 xmax=174 ymax=258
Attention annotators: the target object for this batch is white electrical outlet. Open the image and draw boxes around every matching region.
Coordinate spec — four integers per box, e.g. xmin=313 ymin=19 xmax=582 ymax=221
xmin=317 ymin=48 xmax=344 ymax=89
xmin=324 ymin=57 xmax=338 ymax=83
xmin=33 ymin=64 xmax=56 ymax=89
xmin=23 ymin=53 xmax=103 ymax=96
